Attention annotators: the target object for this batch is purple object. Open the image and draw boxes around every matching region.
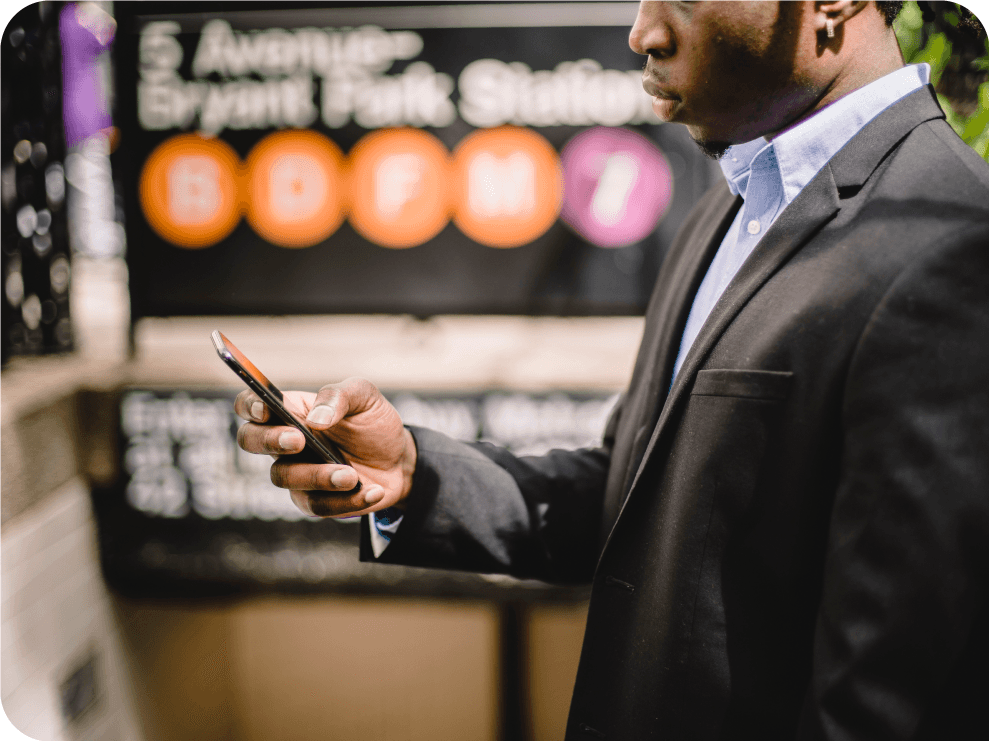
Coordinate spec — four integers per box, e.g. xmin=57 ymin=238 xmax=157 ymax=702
xmin=560 ymin=127 xmax=673 ymax=248
xmin=60 ymin=3 xmax=116 ymax=149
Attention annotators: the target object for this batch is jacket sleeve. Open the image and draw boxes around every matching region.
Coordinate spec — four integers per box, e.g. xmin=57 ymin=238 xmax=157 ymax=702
xmin=358 ymin=397 xmax=623 ymax=584
xmin=797 ymin=226 xmax=989 ymax=739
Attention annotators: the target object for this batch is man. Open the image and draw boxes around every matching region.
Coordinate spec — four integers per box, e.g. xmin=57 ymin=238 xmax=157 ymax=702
xmin=236 ymin=2 xmax=989 ymax=738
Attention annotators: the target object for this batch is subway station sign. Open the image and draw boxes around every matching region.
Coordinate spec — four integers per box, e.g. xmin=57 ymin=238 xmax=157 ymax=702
xmin=114 ymin=2 xmax=718 ymax=318
xmin=94 ymin=386 xmax=615 ymax=597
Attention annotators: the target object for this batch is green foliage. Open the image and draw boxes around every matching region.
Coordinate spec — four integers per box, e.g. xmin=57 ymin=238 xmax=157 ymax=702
xmin=894 ymin=1 xmax=989 ymax=160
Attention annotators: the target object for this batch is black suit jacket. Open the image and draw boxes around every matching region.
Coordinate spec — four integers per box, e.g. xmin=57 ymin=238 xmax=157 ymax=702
xmin=363 ymin=87 xmax=989 ymax=740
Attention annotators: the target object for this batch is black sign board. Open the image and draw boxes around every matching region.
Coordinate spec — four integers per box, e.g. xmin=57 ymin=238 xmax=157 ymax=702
xmin=92 ymin=387 xmax=615 ymax=598
xmin=113 ymin=2 xmax=718 ymax=319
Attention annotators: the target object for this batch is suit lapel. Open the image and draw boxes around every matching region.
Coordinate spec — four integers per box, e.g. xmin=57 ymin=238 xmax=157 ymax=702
xmin=621 ymin=166 xmax=841 ymax=500
xmin=617 ymin=184 xmax=740 ymax=495
xmin=664 ymin=168 xmax=839 ymax=423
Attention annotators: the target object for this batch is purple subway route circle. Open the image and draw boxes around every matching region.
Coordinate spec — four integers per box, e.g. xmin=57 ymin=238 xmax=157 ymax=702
xmin=560 ymin=127 xmax=673 ymax=248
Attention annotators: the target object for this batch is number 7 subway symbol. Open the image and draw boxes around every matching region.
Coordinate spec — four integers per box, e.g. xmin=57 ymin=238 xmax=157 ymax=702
xmin=591 ymin=153 xmax=639 ymax=227
xmin=560 ymin=126 xmax=673 ymax=249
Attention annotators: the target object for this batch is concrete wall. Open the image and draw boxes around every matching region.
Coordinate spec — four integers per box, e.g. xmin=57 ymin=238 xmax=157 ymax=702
xmin=1 ymin=478 xmax=142 ymax=741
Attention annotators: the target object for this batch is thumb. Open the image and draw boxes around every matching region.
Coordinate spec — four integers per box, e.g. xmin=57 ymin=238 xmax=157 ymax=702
xmin=305 ymin=377 xmax=381 ymax=430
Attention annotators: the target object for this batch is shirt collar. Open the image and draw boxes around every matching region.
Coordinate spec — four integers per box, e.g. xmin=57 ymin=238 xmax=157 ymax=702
xmin=719 ymin=138 xmax=769 ymax=200
xmin=720 ymin=63 xmax=931 ymax=204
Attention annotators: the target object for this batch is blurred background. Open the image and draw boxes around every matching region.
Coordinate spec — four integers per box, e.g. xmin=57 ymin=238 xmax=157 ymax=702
xmin=1 ymin=2 xmax=986 ymax=740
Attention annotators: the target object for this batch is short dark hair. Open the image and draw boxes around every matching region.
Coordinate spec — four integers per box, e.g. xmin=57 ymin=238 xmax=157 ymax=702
xmin=876 ymin=1 xmax=905 ymax=26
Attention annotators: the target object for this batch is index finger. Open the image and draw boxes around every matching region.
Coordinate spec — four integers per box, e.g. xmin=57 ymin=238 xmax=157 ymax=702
xmin=234 ymin=389 xmax=269 ymax=423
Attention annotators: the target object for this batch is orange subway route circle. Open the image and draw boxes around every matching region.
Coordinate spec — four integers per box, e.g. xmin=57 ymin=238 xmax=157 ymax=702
xmin=139 ymin=134 xmax=243 ymax=249
xmin=347 ymin=128 xmax=452 ymax=249
xmin=245 ymin=130 xmax=346 ymax=249
xmin=452 ymin=126 xmax=563 ymax=249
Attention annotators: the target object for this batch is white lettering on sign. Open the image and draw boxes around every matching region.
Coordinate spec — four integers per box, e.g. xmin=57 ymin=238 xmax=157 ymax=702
xmin=139 ymin=21 xmax=183 ymax=83
xmin=458 ymin=58 xmax=658 ymax=128
xmin=191 ymin=20 xmax=422 ymax=78
xmin=140 ymin=77 xmax=318 ymax=134
xmin=591 ymin=153 xmax=640 ymax=227
xmin=167 ymin=156 xmax=220 ymax=225
xmin=468 ymin=152 xmax=535 ymax=218
xmin=374 ymin=154 xmax=423 ymax=218
xmin=268 ymin=154 xmax=328 ymax=221
xmin=138 ymin=19 xmax=442 ymax=133
xmin=127 ymin=466 xmax=190 ymax=518
xmin=118 ymin=390 xmax=619 ymax=522
xmin=121 ymin=392 xmax=310 ymax=522
xmin=322 ymin=62 xmax=456 ymax=129
xmin=390 ymin=394 xmax=480 ymax=442
xmin=191 ymin=476 xmax=308 ymax=521
xmin=203 ymin=76 xmax=317 ymax=134
xmin=137 ymin=20 xmax=651 ymax=133
xmin=480 ymin=393 xmax=620 ymax=457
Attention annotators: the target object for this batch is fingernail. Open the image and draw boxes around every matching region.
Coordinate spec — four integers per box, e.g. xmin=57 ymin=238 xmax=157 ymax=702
xmin=307 ymin=405 xmax=334 ymax=425
xmin=330 ymin=469 xmax=355 ymax=488
xmin=291 ymin=491 xmax=314 ymax=517
xmin=363 ymin=487 xmax=384 ymax=506
xmin=251 ymin=401 xmax=264 ymax=420
xmin=278 ymin=431 xmax=300 ymax=451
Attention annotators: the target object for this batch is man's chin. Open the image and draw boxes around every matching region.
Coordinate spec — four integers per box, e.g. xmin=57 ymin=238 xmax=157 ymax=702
xmin=688 ymin=133 xmax=732 ymax=160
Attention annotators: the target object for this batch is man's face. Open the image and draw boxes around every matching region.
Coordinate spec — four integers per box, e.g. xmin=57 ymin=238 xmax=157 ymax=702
xmin=631 ymin=1 xmax=816 ymax=154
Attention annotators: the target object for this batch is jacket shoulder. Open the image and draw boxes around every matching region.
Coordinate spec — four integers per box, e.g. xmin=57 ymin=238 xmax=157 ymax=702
xmin=924 ymin=119 xmax=989 ymax=191
xmin=879 ymin=117 xmax=989 ymax=210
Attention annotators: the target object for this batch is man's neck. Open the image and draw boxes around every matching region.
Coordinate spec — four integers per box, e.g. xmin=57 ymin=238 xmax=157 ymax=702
xmin=767 ymin=29 xmax=905 ymax=141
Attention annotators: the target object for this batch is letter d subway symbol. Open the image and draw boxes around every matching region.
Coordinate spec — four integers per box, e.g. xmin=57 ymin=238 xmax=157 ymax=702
xmin=245 ymin=130 xmax=346 ymax=249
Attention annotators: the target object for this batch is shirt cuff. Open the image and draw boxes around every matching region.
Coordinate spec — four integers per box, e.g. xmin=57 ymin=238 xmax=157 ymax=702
xmin=368 ymin=507 xmax=405 ymax=558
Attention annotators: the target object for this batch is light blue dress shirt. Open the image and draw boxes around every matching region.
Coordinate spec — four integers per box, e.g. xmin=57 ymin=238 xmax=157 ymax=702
xmin=372 ymin=63 xmax=932 ymax=557
xmin=671 ymin=63 xmax=930 ymax=383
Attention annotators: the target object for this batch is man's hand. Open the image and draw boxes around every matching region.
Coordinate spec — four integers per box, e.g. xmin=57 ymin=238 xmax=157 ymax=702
xmin=234 ymin=378 xmax=416 ymax=518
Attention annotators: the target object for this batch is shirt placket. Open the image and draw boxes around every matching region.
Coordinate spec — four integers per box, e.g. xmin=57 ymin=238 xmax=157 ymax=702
xmin=725 ymin=146 xmax=783 ymax=285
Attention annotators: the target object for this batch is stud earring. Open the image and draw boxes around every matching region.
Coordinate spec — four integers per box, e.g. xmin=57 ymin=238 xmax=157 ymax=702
xmin=826 ymin=18 xmax=835 ymax=38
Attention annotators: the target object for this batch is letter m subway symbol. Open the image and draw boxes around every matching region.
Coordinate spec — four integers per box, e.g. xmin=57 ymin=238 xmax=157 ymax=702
xmin=467 ymin=152 xmax=535 ymax=218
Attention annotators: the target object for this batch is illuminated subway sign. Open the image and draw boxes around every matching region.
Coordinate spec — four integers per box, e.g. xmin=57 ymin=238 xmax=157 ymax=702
xmin=117 ymin=4 xmax=710 ymax=319
xmin=137 ymin=20 xmax=657 ymax=134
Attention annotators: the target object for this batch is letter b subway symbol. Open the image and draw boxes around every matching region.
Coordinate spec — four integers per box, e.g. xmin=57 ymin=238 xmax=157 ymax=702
xmin=140 ymin=134 xmax=242 ymax=249
xmin=167 ymin=156 xmax=221 ymax=225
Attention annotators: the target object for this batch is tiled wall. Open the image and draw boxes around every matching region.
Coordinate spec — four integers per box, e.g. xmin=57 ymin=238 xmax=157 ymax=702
xmin=1 ymin=477 xmax=142 ymax=741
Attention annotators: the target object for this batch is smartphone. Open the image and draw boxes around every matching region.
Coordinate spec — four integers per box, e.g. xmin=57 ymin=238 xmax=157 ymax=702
xmin=211 ymin=330 xmax=360 ymax=491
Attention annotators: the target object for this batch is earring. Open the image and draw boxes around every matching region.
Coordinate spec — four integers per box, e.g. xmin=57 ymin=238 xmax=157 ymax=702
xmin=826 ymin=18 xmax=835 ymax=38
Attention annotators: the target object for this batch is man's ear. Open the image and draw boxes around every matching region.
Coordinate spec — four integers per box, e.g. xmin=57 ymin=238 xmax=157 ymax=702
xmin=815 ymin=0 xmax=870 ymax=35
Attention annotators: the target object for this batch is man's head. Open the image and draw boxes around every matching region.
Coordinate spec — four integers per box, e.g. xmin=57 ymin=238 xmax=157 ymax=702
xmin=630 ymin=1 xmax=906 ymax=158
